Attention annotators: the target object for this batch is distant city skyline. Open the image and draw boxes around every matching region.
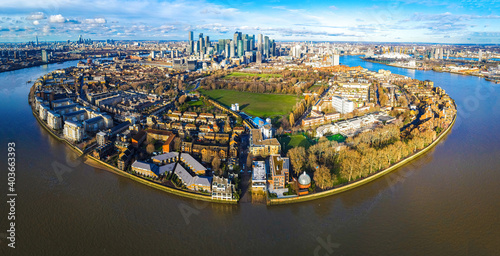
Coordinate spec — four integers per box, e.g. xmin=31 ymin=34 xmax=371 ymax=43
xmin=1 ymin=0 xmax=499 ymax=43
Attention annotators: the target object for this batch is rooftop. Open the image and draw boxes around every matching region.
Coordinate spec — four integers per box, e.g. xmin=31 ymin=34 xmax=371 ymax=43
xmin=152 ymin=152 xmax=179 ymax=162
xmin=250 ymin=129 xmax=280 ymax=146
xmin=252 ymin=161 xmax=266 ymax=182
xmin=180 ymin=153 xmax=207 ymax=172
xmin=270 ymin=154 xmax=289 ymax=176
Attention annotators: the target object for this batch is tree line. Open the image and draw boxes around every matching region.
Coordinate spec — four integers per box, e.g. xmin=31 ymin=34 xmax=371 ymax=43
xmin=287 ymin=123 xmax=439 ymax=191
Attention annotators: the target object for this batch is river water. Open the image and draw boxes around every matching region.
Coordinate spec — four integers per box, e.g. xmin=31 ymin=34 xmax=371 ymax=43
xmin=0 ymin=57 xmax=499 ymax=256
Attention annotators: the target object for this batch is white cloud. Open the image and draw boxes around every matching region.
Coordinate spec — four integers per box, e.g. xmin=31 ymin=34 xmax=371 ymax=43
xmin=49 ymin=14 xmax=66 ymax=23
xmin=33 ymin=20 xmax=39 ymax=25
xmin=84 ymin=18 xmax=106 ymax=24
xmin=27 ymin=12 xmax=45 ymax=20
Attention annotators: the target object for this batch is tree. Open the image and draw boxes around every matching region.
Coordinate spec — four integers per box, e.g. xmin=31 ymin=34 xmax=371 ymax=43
xmin=212 ymin=154 xmax=222 ymax=176
xmin=314 ymin=165 xmax=333 ymax=190
xmin=147 ymin=137 xmax=156 ymax=145
xmin=146 ymin=144 xmax=155 ymax=154
xmin=287 ymin=147 xmax=307 ymax=176
xmin=379 ymin=93 xmax=389 ymax=106
xmin=339 ymin=149 xmax=361 ymax=182
xmin=179 ymin=95 xmax=187 ymax=104
xmin=289 ymin=113 xmax=295 ymax=126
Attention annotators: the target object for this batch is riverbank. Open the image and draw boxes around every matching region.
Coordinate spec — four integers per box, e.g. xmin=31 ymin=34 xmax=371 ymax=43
xmin=30 ymin=99 xmax=237 ymax=204
xmin=360 ymin=57 xmax=498 ymax=82
xmin=268 ymin=112 xmax=456 ymax=205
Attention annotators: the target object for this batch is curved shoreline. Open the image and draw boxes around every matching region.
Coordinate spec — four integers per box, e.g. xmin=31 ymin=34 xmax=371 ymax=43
xmin=268 ymin=113 xmax=456 ymax=205
xmin=30 ymin=105 xmax=237 ymax=204
xmin=30 ymin=74 xmax=455 ymax=206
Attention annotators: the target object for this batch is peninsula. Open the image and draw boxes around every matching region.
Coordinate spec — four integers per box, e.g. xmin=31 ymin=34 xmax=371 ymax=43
xmin=28 ymin=32 xmax=457 ymax=204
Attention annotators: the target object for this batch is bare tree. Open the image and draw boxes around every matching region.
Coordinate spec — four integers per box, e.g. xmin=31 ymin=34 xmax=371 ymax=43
xmin=314 ymin=165 xmax=333 ymax=190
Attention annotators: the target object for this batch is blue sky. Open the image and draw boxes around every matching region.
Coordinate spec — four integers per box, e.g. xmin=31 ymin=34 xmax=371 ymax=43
xmin=1 ymin=0 xmax=499 ymax=43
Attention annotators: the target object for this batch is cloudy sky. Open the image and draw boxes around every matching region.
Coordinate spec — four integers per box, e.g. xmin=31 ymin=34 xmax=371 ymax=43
xmin=1 ymin=0 xmax=499 ymax=43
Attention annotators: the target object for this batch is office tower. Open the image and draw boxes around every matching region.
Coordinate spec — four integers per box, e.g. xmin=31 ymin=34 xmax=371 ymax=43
xmin=257 ymin=34 xmax=263 ymax=53
xmin=243 ymin=38 xmax=248 ymax=52
xmin=264 ymin=36 xmax=269 ymax=57
xmin=41 ymin=50 xmax=48 ymax=62
xmin=256 ymin=51 xmax=262 ymax=64
xmin=237 ymin=39 xmax=244 ymax=57
xmin=230 ymin=40 xmax=235 ymax=58
xmin=205 ymin=36 xmax=210 ymax=47
xmin=198 ymin=38 xmax=203 ymax=54
xmin=189 ymin=41 xmax=194 ymax=54
xmin=225 ymin=43 xmax=230 ymax=58
xmin=250 ymin=38 xmax=254 ymax=51
xmin=150 ymin=50 xmax=156 ymax=59
xmin=478 ymin=50 xmax=483 ymax=62
xmin=218 ymin=39 xmax=225 ymax=54
xmin=233 ymin=32 xmax=242 ymax=43
xmin=36 ymin=36 xmax=39 ymax=46
xmin=271 ymin=41 xmax=276 ymax=57
xmin=189 ymin=31 xmax=193 ymax=41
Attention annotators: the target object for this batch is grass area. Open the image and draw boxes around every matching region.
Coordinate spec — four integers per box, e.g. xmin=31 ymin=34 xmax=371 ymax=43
xmin=308 ymin=83 xmax=327 ymax=92
xmin=187 ymin=100 xmax=203 ymax=106
xmin=278 ymin=134 xmax=313 ymax=154
xmin=224 ymin=72 xmax=283 ymax=79
xmin=326 ymin=133 xmax=346 ymax=143
xmin=200 ymin=89 xmax=299 ymax=118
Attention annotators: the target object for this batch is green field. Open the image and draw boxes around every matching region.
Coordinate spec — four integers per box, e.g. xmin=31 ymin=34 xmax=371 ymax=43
xmin=187 ymin=100 xmax=203 ymax=106
xmin=224 ymin=72 xmax=283 ymax=79
xmin=200 ymin=89 xmax=299 ymax=117
xmin=278 ymin=134 xmax=313 ymax=153
xmin=326 ymin=133 xmax=346 ymax=143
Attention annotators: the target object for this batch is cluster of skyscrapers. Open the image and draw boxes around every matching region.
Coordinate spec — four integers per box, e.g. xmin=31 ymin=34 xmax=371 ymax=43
xmin=188 ymin=31 xmax=276 ymax=62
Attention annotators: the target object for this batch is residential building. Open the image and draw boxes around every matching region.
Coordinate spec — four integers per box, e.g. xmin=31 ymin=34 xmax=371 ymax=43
xmin=331 ymin=96 xmax=355 ymax=114
xmin=47 ymin=110 xmax=62 ymax=130
xmin=249 ymin=129 xmax=280 ymax=157
xmin=211 ymin=176 xmax=234 ymax=200
xmin=63 ymin=120 xmax=84 ymax=143
xmin=174 ymin=164 xmax=211 ymax=191
xmin=179 ymin=153 xmax=207 ymax=175
xmin=131 ymin=160 xmax=160 ymax=178
xmin=252 ymin=161 xmax=267 ymax=191
xmin=269 ymin=155 xmax=290 ymax=190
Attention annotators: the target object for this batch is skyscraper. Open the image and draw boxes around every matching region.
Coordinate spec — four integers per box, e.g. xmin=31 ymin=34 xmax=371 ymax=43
xmin=237 ymin=39 xmax=244 ymax=57
xmin=233 ymin=32 xmax=241 ymax=43
xmin=230 ymin=40 xmax=235 ymax=58
xmin=264 ymin=36 xmax=269 ymax=57
xmin=256 ymin=51 xmax=262 ymax=64
xmin=41 ymin=50 xmax=48 ymax=62
xmin=257 ymin=34 xmax=263 ymax=54
xmin=189 ymin=31 xmax=193 ymax=41
xmin=225 ymin=43 xmax=230 ymax=58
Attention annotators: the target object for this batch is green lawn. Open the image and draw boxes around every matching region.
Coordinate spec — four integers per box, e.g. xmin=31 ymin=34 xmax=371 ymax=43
xmin=224 ymin=72 xmax=282 ymax=81
xmin=200 ymin=89 xmax=299 ymax=118
xmin=278 ymin=134 xmax=313 ymax=153
xmin=187 ymin=100 xmax=203 ymax=106
xmin=326 ymin=133 xmax=346 ymax=143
